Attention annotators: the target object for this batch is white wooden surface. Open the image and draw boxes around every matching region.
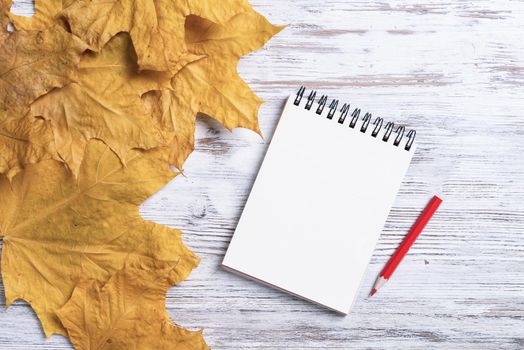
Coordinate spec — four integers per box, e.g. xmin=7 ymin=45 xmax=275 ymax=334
xmin=1 ymin=0 xmax=524 ymax=349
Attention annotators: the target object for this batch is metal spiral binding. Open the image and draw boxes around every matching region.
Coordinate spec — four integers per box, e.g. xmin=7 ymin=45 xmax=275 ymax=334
xmin=294 ymin=86 xmax=416 ymax=151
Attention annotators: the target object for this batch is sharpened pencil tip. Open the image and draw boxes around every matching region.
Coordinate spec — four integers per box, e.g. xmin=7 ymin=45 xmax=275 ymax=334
xmin=370 ymin=288 xmax=377 ymax=297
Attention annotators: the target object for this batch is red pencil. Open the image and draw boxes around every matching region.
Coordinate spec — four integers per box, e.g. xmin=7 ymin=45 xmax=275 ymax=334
xmin=370 ymin=195 xmax=442 ymax=297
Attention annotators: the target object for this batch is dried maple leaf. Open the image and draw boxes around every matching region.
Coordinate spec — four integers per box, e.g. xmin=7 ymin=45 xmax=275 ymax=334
xmin=61 ymin=0 xmax=251 ymax=72
xmin=0 ymin=113 xmax=58 ymax=181
xmin=30 ymin=33 xmax=171 ymax=177
xmin=0 ymin=25 xmax=86 ymax=117
xmin=0 ymin=140 xmax=199 ymax=336
xmin=58 ymin=260 xmax=209 ymax=350
xmin=0 ymin=0 xmax=11 ymax=32
xmin=0 ymin=23 xmax=85 ymax=178
xmin=8 ymin=0 xmax=76 ymax=31
xmin=143 ymin=10 xmax=283 ymax=170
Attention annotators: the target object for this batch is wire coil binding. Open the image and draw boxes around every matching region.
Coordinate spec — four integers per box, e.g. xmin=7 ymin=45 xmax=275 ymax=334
xmin=293 ymin=86 xmax=416 ymax=151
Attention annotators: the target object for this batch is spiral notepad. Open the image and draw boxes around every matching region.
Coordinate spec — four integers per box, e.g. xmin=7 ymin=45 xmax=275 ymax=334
xmin=223 ymin=87 xmax=416 ymax=313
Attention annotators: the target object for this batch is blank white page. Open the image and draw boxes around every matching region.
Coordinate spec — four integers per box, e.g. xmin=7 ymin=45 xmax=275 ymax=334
xmin=223 ymin=96 xmax=415 ymax=314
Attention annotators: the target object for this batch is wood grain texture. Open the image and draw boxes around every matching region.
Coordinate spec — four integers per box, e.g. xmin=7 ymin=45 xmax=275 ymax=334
xmin=1 ymin=0 xmax=524 ymax=349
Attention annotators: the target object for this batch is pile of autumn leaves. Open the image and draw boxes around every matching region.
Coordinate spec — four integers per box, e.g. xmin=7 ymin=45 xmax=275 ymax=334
xmin=0 ymin=0 xmax=281 ymax=348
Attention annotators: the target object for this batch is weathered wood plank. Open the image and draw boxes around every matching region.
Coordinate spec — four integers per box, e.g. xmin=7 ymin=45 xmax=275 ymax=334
xmin=1 ymin=0 xmax=523 ymax=349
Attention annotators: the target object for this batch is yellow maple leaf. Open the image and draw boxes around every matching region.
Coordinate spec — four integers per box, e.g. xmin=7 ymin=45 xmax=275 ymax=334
xmin=0 ymin=22 xmax=85 ymax=179
xmin=61 ymin=0 xmax=251 ymax=72
xmin=58 ymin=260 xmax=209 ymax=350
xmin=0 ymin=25 xmax=86 ymax=117
xmin=30 ymin=33 xmax=171 ymax=177
xmin=144 ymin=10 xmax=283 ymax=170
xmin=0 ymin=1 xmax=282 ymax=348
xmin=0 ymin=140 xmax=199 ymax=337
xmin=0 ymin=113 xmax=58 ymax=181
xmin=0 ymin=0 xmax=11 ymax=32
xmin=8 ymin=0 xmax=76 ymax=31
